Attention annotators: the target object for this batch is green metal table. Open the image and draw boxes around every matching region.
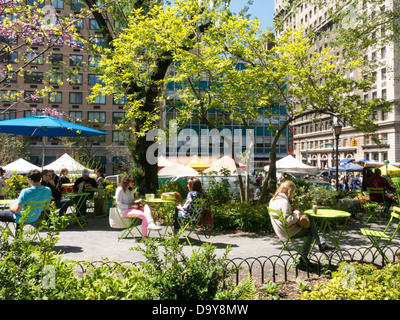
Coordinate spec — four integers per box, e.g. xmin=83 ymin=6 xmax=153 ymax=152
xmin=144 ymin=198 xmax=177 ymax=236
xmin=63 ymin=192 xmax=91 ymax=227
xmin=305 ymin=208 xmax=351 ymax=254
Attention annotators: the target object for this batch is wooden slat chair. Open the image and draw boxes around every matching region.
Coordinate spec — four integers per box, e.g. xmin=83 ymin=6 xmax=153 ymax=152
xmin=177 ymin=198 xmax=208 ymax=245
xmin=268 ymin=207 xmax=309 ymax=266
xmin=360 ymin=206 xmax=400 ymax=265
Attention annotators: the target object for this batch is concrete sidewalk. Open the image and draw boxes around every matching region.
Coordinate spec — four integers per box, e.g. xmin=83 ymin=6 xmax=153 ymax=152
xmin=46 ymin=213 xmax=400 ymax=264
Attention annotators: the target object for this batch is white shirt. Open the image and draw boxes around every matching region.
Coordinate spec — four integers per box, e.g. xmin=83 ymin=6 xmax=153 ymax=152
xmin=115 ymin=186 xmax=134 ymax=215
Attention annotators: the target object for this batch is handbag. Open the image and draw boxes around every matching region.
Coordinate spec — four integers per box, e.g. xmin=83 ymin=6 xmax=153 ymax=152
xmin=297 ymin=214 xmax=310 ymax=229
xmin=201 ymin=208 xmax=214 ymax=226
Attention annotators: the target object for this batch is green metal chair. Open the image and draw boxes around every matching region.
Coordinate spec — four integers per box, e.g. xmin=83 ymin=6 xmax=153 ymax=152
xmin=391 ymin=177 xmax=400 ymax=204
xmin=360 ymin=206 xmax=400 ymax=265
xmin=177 ymin=198 xmax=208 ymax=245
xmin=366 ymin=187 xmax=389 ymax=217
xmin=268 ymin=207 xmax=309 ymax=266
xmin=10 ymin=199 xmax=51 ymax=239
xmin=110 ymin=206 xmax=143 ymax=241
xmin=356 ymin=190 xmax=379 ymax=224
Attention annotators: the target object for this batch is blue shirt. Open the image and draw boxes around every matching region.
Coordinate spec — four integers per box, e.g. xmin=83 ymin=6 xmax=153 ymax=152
xmin=15 ymin=185 xmax=52 ymax=224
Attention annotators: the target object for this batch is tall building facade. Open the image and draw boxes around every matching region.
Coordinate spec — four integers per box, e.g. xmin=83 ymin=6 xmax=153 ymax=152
xmin=0 ymin=0 xmax=127 ymax=174
xmin=1 ymin=1 xmax=288 ymax=173
xmin=274 ymin=0 xmax=400 ymax=168
xmin=164 ymin=62 xmax=289 ymax=170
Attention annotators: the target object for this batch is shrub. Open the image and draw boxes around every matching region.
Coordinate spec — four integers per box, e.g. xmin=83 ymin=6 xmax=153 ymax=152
xmin=211 ymin=201 xmax=272 ymax=233
xmin=300 ymin=262 xmax=400 ymax=300
xmin=132 ymin=235 xmax=254 ymax=300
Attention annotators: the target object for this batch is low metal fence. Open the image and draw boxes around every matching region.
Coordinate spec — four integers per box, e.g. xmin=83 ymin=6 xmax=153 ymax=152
xmin=71 ymin=246 xmax=400 ymax=285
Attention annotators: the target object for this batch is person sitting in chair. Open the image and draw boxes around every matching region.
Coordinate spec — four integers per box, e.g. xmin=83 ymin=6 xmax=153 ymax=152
xmin=41 ymin=169 xmax=71 ymax=217
xmin=268 ymin=180 xmax=333 ymax=267
xmin=0 ymin=169 xmax=52 ymax=225
xmin=364 ymin=168 xmax=396 ymax=215
xmin=173 ymin=177 xmax=205 ymax=234
xmin=115 ymin=174 xmax=161 ymax=237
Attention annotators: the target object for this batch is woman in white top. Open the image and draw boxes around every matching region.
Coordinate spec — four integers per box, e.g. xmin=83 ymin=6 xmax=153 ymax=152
xmin=115 ymin=174 xmax=161 ymax=237
xmin=269 ymin=180 xmax=333 ymax=266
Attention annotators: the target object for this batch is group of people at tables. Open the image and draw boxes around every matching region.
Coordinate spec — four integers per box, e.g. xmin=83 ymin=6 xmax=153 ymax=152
xmin=0 ymin=167 xmax=206 ymax=239
xmin=0 ymin=167 xmax=106 ymax=227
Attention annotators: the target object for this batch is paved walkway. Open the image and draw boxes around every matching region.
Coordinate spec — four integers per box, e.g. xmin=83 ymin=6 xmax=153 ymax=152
xmin=46 ymin=212 xmax=400 ymax=264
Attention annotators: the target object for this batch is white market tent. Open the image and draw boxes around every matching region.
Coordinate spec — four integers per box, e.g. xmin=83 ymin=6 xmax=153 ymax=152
xmin=3 ymin=158 xmax=41 ymax=176
xmin=158 ymin=162 xmax=199 ymax=178
xmin=264 ymin=155 xmax=318 ymax=174
xmin=203 ymin=155 xmax=246 ymax=174
xmin=43 ymin=153 xmax=94 ymax=175
xmin=157 ymin=156 xmax=174 ymax=169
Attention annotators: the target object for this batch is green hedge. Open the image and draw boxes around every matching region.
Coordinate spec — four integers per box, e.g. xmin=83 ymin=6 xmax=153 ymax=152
xmin=211 ymin=202 xmax=273 ymax=233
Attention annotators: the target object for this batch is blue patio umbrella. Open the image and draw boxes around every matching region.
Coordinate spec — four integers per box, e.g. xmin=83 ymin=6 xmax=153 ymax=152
xmin=0 ymin=115 xmax=108 ymax=168
xmin=330 ymin=162 xmax=364 ymax=172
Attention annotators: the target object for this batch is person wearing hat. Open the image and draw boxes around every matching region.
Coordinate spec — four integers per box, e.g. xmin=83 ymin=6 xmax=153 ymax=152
xmin=72 ymin=169 xmax=97 ymax=224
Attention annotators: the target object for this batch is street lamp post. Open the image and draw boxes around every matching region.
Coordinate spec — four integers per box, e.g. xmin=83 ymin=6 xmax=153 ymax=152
xmin=334 ymin=124 xmax=342 ymax=191
xmin=384 ymin=159 xmax=389 ymax=177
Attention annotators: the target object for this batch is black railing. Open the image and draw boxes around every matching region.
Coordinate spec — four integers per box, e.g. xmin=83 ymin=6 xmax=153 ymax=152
xmin=71 ymin=246 xmax=400 ymax=285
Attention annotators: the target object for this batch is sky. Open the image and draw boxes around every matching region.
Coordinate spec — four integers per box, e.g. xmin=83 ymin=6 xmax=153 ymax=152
xmin=228 ymin=0 xmax=275 ymax=30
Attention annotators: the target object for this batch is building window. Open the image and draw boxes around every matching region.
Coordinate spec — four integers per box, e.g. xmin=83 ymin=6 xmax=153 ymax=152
xmin=52 ymin=0 xmax=64 ymax=9
xmin=88 ymin=111 xmax=106 ymax=123
xmin=88 ymin=74 xmax=104 ymax=86
xmin=70 ymin=54 xmax=83 ymax=67
xmin=112 ymin=112 xmax=125 ymax=124
xmin=49 ymin=92 xmax=62 ymax=103
xmin=69 ymin=111 xmax=82 ymax=122
xmin=381 ymin=68 xmax=386 ymax=81
xmin=49 ymin=72 xmax=63 ymax=85
xmin=0 ymin=110 xmax=16 ymax=120
xmin=26 ymin=53 xmax=43 ymax=65
xmin=49 ymin=53 xmax=63 ymax=65
xmin=24 ymin=91 xmax=43 ymax=103
xmin=24 ymin=71 xmax=43 ymax=83
xmin=0 ymin=90 xmax=17 ymax=102
xmin=69 ymin=92 xmax=82 ymax=104
xmin=69 ymin=73 xmax=83 ymax=85
xmin=112 ymin=130 xmax=125 ymax=143
xmin=70 ymin=0 xmax=84 ymax=10
xmin=90 ymin=93 xmax=106 ymax=104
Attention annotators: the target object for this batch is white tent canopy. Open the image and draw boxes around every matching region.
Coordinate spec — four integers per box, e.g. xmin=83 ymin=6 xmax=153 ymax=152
xmin=264 ymin=155 xmax=318 ymax=174
xmin=3 ymin=158 xmax=41 ymax=176
xmin=203 ymin=155 xmax=245 ymax=174
xmin=43 ymin=153 xmax=94 ymax=175
xmin=158 ymin=162 xmax=199 ymax=178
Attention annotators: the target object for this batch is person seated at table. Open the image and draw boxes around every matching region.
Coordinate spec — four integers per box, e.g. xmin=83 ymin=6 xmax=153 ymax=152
xmin=268 ymin=180 xmax=333 ymax=267
xmin=72 ymin=169 xmax=97 ymax=222
xmin=173 ymin=177 xmax=206 ymax=234
xmin=364 ymin=168 xmax=396 ymax=214
xmin=56 ymin=168 xmax=71 ymax=193
xmin=0 ymin=169 xmax=51 ymax=226
xmin=41 ymin=169 xmax=71 ymax=217
xmin=115 ymin=174 xmax=161 ymax=237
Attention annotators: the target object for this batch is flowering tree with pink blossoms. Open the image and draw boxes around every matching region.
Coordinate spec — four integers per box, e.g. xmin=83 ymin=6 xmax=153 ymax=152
xmin=0 ymin=0 xmax=93 ymax=114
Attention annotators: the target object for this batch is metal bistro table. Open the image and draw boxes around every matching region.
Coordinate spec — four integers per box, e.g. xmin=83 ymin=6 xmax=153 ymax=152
xmin=63 ymin=192 xmax=91 ymax=227
xmin=144 ymin=198 xmax=177 ymax=237
xmin=304 ymin=208 xmax=351 ymax=254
